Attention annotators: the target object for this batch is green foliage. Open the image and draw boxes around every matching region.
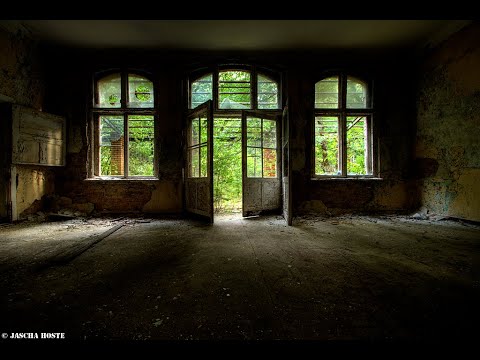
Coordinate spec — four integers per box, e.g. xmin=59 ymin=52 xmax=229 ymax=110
xmin=213 ymin=119 xmax=242 ymax=213
xmin=134 ymin=85 xmax=151 ymax=102
xmin=99 ymin=115 xmax=154 ymax=176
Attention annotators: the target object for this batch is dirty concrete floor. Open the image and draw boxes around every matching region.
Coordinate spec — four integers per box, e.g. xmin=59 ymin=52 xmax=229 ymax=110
xmin=0 ymin=214 xmax=479 ymax=345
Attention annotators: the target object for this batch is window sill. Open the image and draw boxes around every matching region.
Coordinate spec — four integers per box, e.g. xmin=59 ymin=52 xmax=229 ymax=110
xmin=85 ymin=176 xmax=159 ymax=181
xmin=311 ymin=177 xmax=383 ymax=181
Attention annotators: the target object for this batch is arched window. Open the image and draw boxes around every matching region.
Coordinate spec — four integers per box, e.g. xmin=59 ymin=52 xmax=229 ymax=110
xmin=313 ymin=73 xmax=374 ymax=177
xmin=189 ymin=67 xmax=280 ymax=110
xmin=92 ymin=71 xmax=156 ymax=178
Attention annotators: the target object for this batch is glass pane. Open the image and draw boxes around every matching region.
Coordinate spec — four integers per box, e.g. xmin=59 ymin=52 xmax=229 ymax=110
xmin=97 ymin=73 xmax=121 ymax=108
xmin=128 ymin=74 xmax=154 ymax=108
xmin=200 ymin=145 xmax=208 ymax=178
xmin=200 ymin=117 xmax=208 ymax=144
xmin=314 ymin=116 xmax=339 ymax=175
xmin=189 ymin=148 xmax=199 ymax=177
xmin=347 ymin=116 xmax=369 ymax=175
xmin=128 ymin=115 xmax=154 ymax=176
xmin=315 ymin=76 xmax=338 ymax=109
xmin=263 ymin=119 xmax=276 ymax=149
xmin=191 ymin=118 xmax=199 ymax=146
xmin=258 ymin=74 xmax=279 ymax=109
xmin=219 ymin=70 xmax=251 ymax=109
xmin=191 ymin=74 xmax=213 ymax=109
xmin=263 ymin=149 xmax=277 ymax=178
xmin=347 ymin=77 xmax=367 ymax=109
xmin=100 ymin=116 xmax=124 ymax=175
xmin=247 ymin=117 xmax=261 ymax=147
xmin=247 ymin=147 xmax=262 ymax=177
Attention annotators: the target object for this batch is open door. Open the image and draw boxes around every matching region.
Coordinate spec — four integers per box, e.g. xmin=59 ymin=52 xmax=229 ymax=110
xmin=282 ymin=104 xmax=293 ymax=225
xmin=185 ymin=100 xmax=214 ymax=223
xmin=242 ymin=111 xmax=281 ymax=217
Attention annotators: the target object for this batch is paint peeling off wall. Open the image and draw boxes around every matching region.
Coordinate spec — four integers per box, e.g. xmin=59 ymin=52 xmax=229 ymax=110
xmin=0 ymin=25 xmax=52 ymax=221
xmin=17 ymin=167 xmax=55 ymax=218
xmin=416 ymin=22 xmax=480 ymax=222
xmin=142 ymin=182 xmax=182 ymax=213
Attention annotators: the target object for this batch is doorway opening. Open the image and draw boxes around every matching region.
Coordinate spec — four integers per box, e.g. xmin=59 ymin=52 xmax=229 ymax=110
xmin=213 ymin=117 xmax=242 ymax=215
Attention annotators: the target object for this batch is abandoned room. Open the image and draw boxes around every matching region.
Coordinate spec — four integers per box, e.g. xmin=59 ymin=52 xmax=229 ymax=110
xmin=0 ymin=20 xmax=479 ymax=343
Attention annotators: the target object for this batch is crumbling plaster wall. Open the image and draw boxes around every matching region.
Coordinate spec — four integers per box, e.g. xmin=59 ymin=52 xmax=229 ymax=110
xmin=416 ymin=22 xmax=480 ymax=222
xmin=0 ymin=24 xmax=54 ymax=220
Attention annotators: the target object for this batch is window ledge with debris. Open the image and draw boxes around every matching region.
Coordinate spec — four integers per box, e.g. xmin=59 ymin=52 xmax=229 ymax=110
xmin=311 ymin=177 xmax=383 ymax=181
xmin=85 ymin=176 xmax=159 ymax=181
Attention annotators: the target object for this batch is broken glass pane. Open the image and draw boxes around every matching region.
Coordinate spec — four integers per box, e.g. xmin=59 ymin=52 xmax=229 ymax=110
xmin=346 ymin=77 xmax=367 ymax=109
xmin=128 ymin=74 xmax=154 ymax=108
xmin=191 ymin=74 xmax=213 ymax=109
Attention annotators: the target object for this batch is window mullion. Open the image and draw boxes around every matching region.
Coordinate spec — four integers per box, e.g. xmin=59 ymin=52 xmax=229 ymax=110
xmin=261 ymin=118 xmax=264 ymax=177
xmin=213 ymin=67 xmax=219 ymax=111
xmin=251 ymin=66 xmax=258 ymax=110
xmin=340 ymin=74 xmax=347 ymax=177
xmin=124 ymin=114 xmax=129 ymax=178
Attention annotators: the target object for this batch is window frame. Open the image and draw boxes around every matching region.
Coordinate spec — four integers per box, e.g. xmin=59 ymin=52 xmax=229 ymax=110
xmin=188 ymin=65 xmax=282 ymax=112
xmin=312 ymin=72 xmax=377 ymax=179
xmin=91 ymin=69 xmax=158 ymax=179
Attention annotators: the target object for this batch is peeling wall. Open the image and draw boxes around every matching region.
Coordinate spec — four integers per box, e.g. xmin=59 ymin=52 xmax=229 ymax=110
xmin=0 ymin=25 xmax=53 ymax=220
xmin=416 ymin=23 xmax=480 ymax=222
xmin=16 ymin=166 xmax=55 ymax=217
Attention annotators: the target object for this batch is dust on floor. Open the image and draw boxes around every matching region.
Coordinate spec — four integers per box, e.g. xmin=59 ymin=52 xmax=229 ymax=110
xmin=0 ymin=214 xmax=479 ymax=343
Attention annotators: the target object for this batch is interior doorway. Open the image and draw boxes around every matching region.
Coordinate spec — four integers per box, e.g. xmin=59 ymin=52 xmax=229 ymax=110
xmin=213 ymin=117 xmax=242 ymax=215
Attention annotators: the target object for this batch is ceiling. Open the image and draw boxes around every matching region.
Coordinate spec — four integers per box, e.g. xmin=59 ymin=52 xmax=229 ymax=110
xmin=1 ymin=20 xmax=471 ymax=51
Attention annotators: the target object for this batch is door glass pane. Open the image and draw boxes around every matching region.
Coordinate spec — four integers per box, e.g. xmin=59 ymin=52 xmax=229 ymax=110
xmin=128 ymin=115 xmax=154 ymax=176
xmin=219 ymin=70 xmax=251 ymax=109
xmin=97 ymin=73 xmax=121 ymax=108
xmin=347 ymin=116 xmax=369 ymax=175
xmin=346 ymin=77 xmax=367 ymax=109
xmin=100 ymin=116 xmax=124 ymax=176
xmin=247 ymin=117 xmax=261 ymax=147
xmin=200 ymin=145 xmax=208 ymax=177
xmin=314 ymin=116 xmax=339 ymax=175
xmin=263 ymin=149 xmax=277 ymax=178
xmin=247 ymin=147 xmax=262 ymax=177
xmin=200 ymin=117 xmax=208 ymax=144
xmin=191 ymin=74 xmax=212 ymax=109
xmin=128 ymin=74 xmax=154 ymax=108
xmin=315 ymin=76 xmax=338 ymax=109
xmin=258 ymin=74 xmax=279 ymax=109
xmin=263 ymin=119 xmax=276 ymax=149
xmin=189 ymin=148 xmax=199 ymax=177
xmin=191 ymin=118 xmax=199 ymax=146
